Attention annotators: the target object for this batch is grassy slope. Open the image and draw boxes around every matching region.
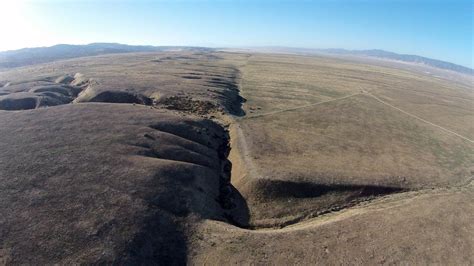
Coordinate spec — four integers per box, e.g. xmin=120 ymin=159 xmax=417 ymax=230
xmin=0 ymin=51 xmax=243 ymax=114
xmin=191 ymin=184 xmax=474 ymax=265
xmin=0 ymin=51 xmax=243 ymax=264
xmin=191 ymin=52 xmax=474 ymax=264
xmin=226 ymin=53 xmax=473 ymax=226
xmin=0 ymin=103 xmax=233 ymax=264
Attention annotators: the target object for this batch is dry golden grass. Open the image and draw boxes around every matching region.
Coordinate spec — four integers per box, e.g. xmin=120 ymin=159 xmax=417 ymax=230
xmin=191 ymin=184 xmax=474 ymax=265
xmin=226 ymin=52 xmax=473 ymax=226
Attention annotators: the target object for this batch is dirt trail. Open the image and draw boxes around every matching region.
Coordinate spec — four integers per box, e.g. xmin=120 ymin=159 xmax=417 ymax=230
xmin=365 ymin=91 xmax=474 ymax=143
xmin=228 ymin=120 xmax=473 ymax=230
xmin=227 ymin=106 xmax=473 ymax=229
xmin=228 ymin=123 xmax=260 ymax=180
xmin=241 ymin=92 xmax=362 ymax=119
xmin=239 ymin=88 xmax=473 ymax=144
xmin=223 ymin=58 xmax=473 ymax=231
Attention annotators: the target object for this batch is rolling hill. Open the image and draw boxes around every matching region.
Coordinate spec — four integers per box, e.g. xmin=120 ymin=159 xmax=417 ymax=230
xmin=0 ymin=43 xmax=211 ymax=69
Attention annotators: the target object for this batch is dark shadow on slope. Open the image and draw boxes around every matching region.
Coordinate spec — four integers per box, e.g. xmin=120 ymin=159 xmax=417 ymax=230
xmin=88 ymin=90 xmax=152 ymax=105
xmin=0 ymin=96 xmax=38 ymax=110
xmin=231 ymin=178 xmax=406 ymax=229
xmin=208 ymin=76 xmax=247 ymax=117
xmin=255 ymin=179 xmax=404 ymax=200
xmin=149 ymin=120 xmax=227 ymax=149
xmin=116 ymin=211 xmax=188 ymax=265
xmin=0 ymin=74 xmax=90 ymax=111
xmin=146 ymin=120 xmax=250 ymax=229
xmin=223 ymin=185 xmax=251 ymax=228
xmin=181 ymin=75 xmax=202 ymax=80
xmin=196 ymin=67 xmax=246 ymax=117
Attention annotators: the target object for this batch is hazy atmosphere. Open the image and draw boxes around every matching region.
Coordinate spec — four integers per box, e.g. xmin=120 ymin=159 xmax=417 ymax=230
xmin=0 ymin=0 xmax=472 ymax=67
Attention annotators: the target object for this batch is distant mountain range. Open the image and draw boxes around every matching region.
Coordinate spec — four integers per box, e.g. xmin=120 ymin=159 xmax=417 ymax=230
xmin=0 ymin=43 xmax=210 ymax=69
xmin=1 ymin=43 xmax=471 ymax=75
xmin=232 ymin=47 xmax=472 ymax=76
xmin=317 ymin=49 xmax=472 ymax=75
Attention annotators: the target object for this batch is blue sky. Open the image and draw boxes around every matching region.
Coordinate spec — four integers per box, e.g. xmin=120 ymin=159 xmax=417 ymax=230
xmin=1 ymin=0 xmax=472 ymax=67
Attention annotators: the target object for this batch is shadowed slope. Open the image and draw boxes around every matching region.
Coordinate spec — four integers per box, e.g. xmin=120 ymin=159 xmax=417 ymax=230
xmin=0 ymin=74 xmax=90 ymax=110
xmin=0 ymin=103 xmax=236 ymax=264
